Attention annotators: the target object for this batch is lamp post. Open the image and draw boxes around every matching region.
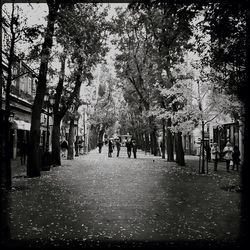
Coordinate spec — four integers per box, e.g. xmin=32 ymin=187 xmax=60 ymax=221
xmin=83 ymin=109 xmax=86 ymax=154
xmin=43 ymin=91 xmax=55 ymax=170
xmin=6 ymin=112 xmax=14 ymax=190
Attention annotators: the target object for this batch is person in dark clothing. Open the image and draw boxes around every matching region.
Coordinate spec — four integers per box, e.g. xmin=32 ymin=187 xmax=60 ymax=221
xmin=206 ymin=144 xmax=211 ymax=162
xmin=160 ymin=141 xmax=164 ymax=156
xmin=116 ymin=139 xmax=121 ymax=157
xmin=232 ymin=145 xmax=240 ymax=171
xmin=126 ymin=139 xmax=132 ymax=158
xmin=108 ymin=139 xmax=113 ymax=157
xmin=132 ymin=139 xmax=137 ymax=158
xmin=97 ymin=141 xmax=103 ymax=153
xmin=20 ymin=140 xmax=26 ymax=165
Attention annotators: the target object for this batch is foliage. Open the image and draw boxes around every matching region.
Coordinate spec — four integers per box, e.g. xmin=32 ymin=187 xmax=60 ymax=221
xmin=51 ymin=3 xmax=110 ymax=119
xmin=199 ymin=1 xmax=247 ymax=100
xmin=88 ymin=66 xmax=119 ymax=134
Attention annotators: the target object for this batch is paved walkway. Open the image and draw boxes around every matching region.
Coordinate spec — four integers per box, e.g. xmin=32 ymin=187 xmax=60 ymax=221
xmin=11 ymin=145 xmax=240 ymax=178
xmin=5 ymin=146 xmax=242 ymax=248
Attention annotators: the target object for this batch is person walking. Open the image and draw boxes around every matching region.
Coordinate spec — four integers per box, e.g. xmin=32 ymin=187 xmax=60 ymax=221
xmin=223 ymin=141 xmax=234 ymax=172
xmin=61 ymin=138 xmax=68 ymax=158
xmin=20 ymin=140 xmax=27 ymax=165
xmin=78 ymin=138 xmax=83 ymax=155
xmin=116 ymin=139 xmax=121 ymax=157
xmin=97 ymin=141 xmax=103 ymax=153
xmin=132 ymin=139 xmax=137 ymax=159
xmin=125 ymin=138 xmax=132 ymax=158
xmin=211 ymin=142 xmax=220 ymax=171
xmin=232 ymin=145 xmax=240 ymax=171
xmin=108 ymin=139 xmax=113 ymax=157
xmin=160 ymin=141 xmax=164 ymax=156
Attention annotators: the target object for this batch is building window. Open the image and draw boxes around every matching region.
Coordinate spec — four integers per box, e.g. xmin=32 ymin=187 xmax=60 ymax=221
xmin=27 ymin=76 xmax=32 ymax=94
xmin=19 ymin=76 xmax=25 ymax=92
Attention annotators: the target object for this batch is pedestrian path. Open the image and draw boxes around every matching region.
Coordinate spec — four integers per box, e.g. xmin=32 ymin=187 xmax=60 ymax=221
xmin=6 ymin=145 xmax=241 ymax=248
xmin=92 ymin=145 xmax=161 ymax=159
xmin=11 ymin=146 xmax=241 ymax=179
xmin=88 ymin=145 xmax=240 ymax=175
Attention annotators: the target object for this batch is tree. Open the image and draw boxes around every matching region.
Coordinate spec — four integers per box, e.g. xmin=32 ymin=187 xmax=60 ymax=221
xmin=112 ymin=7 xmax=162 ymax=156
xmin=1 ymin=1 xmax=44 ymax=187
xmin=27 ymin=0 xmax=61 ymax=177
xmin=88 ymin=70 xmax=119 ymax=149
xmin=0 ymin=1 xmax=45 ymax=241
xmin=113 ymin=2 xmax=196 ymax=162
xmin=194 ymin=0 xmax=248 ymax=241
xmin=50 ymin=3 xmax=109 ymax=166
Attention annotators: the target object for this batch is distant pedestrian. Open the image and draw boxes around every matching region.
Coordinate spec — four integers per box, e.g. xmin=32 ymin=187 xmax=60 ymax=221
xmin=223 ymin=141 xmax=234 ymax=172
xmin=116 ymin=139 xmax=121 ymax=157
xmin=61 ymin=138 xmax=68 ymax=158
xmin=97 ymin=141 xmax=103 ymax=153
xmin=232 ymin=145 xmax=240 ymax=171
xmin=211 ymin=142 xmax=220 ymax=171
xmin=206 ymin=144 xmax=211 ymax=162
xmin=74 ymin=139 xmax=79 ymax=156
xmin=125 ymin=139 xmax=132 ymax=158
xmin=160 ymin=141 xmax=164 ymax=156
xmin=78 ymin=138 xmax=83 ymax=155
xmin=108 ymin=139 xmax=113 ymax=157
xmin=20 ymin=140 xmax=26 ymax=165
xmin=132 ymin=139 xmax=137 ymax=158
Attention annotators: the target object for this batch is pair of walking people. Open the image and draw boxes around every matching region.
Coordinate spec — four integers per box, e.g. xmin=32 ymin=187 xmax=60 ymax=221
xmin=223 ymin=142 xmax=240 ymax=172
xmin=108 ymin=138 xmax=121 ymax=157
xmin=211 ymin=141 xmax=240 ymax=172
xmin=125 ymin=138 xmax=137 ymax=159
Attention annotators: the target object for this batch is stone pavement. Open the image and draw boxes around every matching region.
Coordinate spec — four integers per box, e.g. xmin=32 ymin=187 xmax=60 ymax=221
xmin=4 ymin=146 xmax=242 ymax=249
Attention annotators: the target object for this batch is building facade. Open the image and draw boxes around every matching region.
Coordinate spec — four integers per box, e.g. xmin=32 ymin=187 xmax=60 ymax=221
xmin=1 ymin=51 xmax=52 ymax=160
xmin=183 ymin=115 xmax=244 ymax=162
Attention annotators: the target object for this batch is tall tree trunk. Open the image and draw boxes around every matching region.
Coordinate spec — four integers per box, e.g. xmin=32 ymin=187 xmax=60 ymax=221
xmin=67 ymin=118 xmax=75 ymax=160
xmin=150 ymin=129 xmax=157 ymax=156
xmin=175 ymin=132 xmax=185 ymax=166
xmin=27 ymin=1 xmax=59 ymax=177
xmin=149 ymin=116 xmax=158 ymax=156
xmin=89 ymin=125 xmax=99 ymax=150
xmin=52 ymin=115 xmax=61 ymax=166
xmin=162 ymin=119 xmax=166 ymax=159
xmin=139 ymin=133 xmax=144 ymax=150
xmin=241 ymin=5 xmax=250 ymax=244
xmin=145 ymin=134 xmax=150 ymax=153
xmin=166 ymin=118 xmax=174 ymax=161
xmin=51 ymin=54 xmax=66 ymax=167
xmin=0 ymin=2 xmax=10 ymax=241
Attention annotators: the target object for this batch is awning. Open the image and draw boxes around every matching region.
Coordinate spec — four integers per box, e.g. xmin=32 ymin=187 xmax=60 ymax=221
xmin=11 ymin=120 xmax=31 ymax=131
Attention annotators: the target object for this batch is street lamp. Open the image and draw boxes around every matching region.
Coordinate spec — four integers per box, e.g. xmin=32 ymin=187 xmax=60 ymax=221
xmin=42 ymin=90 xmax=55 ymax=170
